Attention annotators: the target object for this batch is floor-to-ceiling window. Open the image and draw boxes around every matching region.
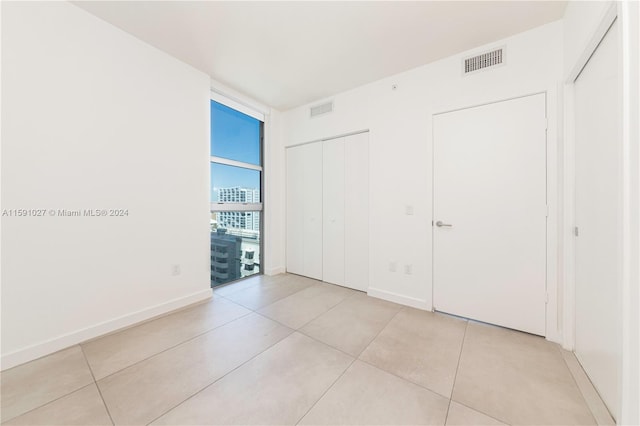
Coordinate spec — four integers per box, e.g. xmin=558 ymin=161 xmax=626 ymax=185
xmin=210 ymin=99 xmax=263 ymax=287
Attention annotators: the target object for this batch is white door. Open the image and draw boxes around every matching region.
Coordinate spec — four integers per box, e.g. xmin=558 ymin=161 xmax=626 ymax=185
xmin=302 ymin=142 xmax=323 ymax=280
xmin=574 ymin=19 xmax=621 ymax=420
xmin=323 ymin=138 xmax=346 ymax=285
xmin=286 ymin=143 xmax=323 ymax=280
xmin=433 ymin=93 xmax=547 ymax=336
xmin=345 ymin=132 xmax=370 ymax=291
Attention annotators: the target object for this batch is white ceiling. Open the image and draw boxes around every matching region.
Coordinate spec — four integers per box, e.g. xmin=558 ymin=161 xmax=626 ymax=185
xmin=75 ymin=1 xmax=567 ymax=110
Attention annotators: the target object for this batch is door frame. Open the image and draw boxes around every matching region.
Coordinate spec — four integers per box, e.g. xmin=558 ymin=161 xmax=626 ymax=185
xmin=431 ymin=91 xmax=557 ymax=340
xmin=562 ymin=2 xmax=638 ymax=423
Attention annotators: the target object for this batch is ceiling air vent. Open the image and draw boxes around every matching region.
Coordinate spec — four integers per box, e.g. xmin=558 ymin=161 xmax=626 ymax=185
xmin=310 ymin=101 xmax=333 ymax=118
xmin=463 ymin=47 xmax=505 ymax=75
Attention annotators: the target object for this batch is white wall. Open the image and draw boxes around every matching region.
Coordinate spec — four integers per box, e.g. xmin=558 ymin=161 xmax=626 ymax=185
xmin=1 ymin=2 xmax=211 ymax=369
xmin=282 ymin=21 xmax=564 ymax=341
xmin=563 ymin=1 xmax=614 ymax=78
xmin=264 ymin=108 xmax=286 ymax=275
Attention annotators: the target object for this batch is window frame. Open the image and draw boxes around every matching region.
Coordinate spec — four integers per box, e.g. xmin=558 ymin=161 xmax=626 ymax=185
xmin=210 ymin=92 xmax=265 ymax=283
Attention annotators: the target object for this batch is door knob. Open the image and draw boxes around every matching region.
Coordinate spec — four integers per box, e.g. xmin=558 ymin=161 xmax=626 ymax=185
xmin=435 ymin=221 xmax=452 ymax=227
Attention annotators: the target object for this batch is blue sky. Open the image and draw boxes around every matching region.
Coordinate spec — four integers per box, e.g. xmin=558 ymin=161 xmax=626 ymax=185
xmin=210 ymin=101 xmax=261 ymax=201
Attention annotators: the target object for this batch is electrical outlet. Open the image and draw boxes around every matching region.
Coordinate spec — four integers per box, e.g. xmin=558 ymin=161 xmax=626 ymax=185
xmin=405 ymin=205 xmax=414 ymax=215
xmin=389 ymin=262 xmax=397 ymax=272
xmin=171 ymin=264 xmax=181 ymax=276
xmin=404 ymin=264 xmax=412 ymax=275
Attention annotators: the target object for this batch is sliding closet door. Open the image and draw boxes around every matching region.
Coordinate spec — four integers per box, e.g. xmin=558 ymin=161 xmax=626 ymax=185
xmin=323 ymin=138 xmax=346 ymax=285
xmin=345 ymin=133 xmax=369 ymax=291
xmin=574 ymin=19 xmax=621 ymax=419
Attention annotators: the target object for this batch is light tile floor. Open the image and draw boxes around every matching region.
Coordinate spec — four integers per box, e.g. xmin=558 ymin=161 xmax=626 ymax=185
xmin=1 ymin=274 xmax=603 ymax=425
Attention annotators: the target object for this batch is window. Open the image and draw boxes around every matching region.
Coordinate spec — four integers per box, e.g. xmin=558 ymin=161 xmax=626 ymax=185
xmin=210 ymin=102 xmax=261 ymax=165
xmin=210 ymin=99 xmax=263 ymax=287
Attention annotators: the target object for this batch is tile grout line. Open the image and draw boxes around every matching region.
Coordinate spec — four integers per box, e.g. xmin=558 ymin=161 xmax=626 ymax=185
xmin=261 ymin=313 xmax=360 ymax=360
xmin=294 ymin=356 xmax=358 ymax=426
xmin=91 ymin=308 xmax=255 ymax=383
xmin=293 ymin=288 xmax=371 ymax=331
xmin=443 ymin=319 xmax=468 ymax=426
xmin=216 ymin=276 xmax=357 ymax=339
xmin=348 ymin=306 xmax=460 ymax=398
xmin=2 ymin=340 xmax=135 ymax=424
xmin=293 ymin=304 xmax=405 ymax=426
xmin=302 ymin=289 xmax=358 ymax=322
xmin=440 ymin=323 xmax=510 ymax=426
xmin=451 ymin=400 xmax=510 ymax=426
xmin=258 ymin=303 xmax=400 ymax=364
xmin=219 ymin=277 xmax=364 ymax=332
xmin=355 ymin=357 xmax=453 ymax=401
xmin=215 ymin=278 xmax=316 ymax=311
xmin=144 ymin=326 xmax=296 ymax=425
xmin=264 ymin=291 xmax=359 ymax=331
xmin=211 ymin=274 xmax=270 ymax=297
xmin=445 ymin=395 xmax=454 ymax=425
xmin=355 ymin=305 xmax=406 ymax=358
xmin=257 ymin=291 xmax=403 ymax=361
xmin=0 ymin=381 xmax=97 ymax=425
xmin=79 ymin=345 xmax=115 ymax=426
xmin=351 ymin=306 xmax=461 ymax=399
xmin=215 ymin=274 xmax=323 ymax=304
xmin=355 ymin=354 xmax=459 ymax=408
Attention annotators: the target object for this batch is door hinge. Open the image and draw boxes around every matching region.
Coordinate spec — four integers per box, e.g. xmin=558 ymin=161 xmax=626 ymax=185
xmin=545 ymin=292 xmax=549 ymax=304
xmin=545 ymin=204 xmax=549 ymax=217
xmin=574 ymin=226 xmax=579 ymax=237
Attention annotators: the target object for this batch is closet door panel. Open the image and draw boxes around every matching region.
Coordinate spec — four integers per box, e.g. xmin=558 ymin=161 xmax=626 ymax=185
xmin=302 ymin=142 xmax=323 ymax=280
xmin=322 ymin=138 xmax=346 ymax=285
xmin=345 ymin=133 xmax=369 ymax=291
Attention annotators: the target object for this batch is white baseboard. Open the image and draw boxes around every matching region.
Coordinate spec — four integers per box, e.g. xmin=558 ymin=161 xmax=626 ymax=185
xmin=561 ymin=350 xmax=615 ymax=425
xmin=545 ymin=327 xmax=563 ymax=345
xmin=367 ymin=287 xmax=431 ymax=310
xmin=264 ymin=266 xmax=286 ymax=276
xmin=1 ymin=289 xmax=212 ymax=371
